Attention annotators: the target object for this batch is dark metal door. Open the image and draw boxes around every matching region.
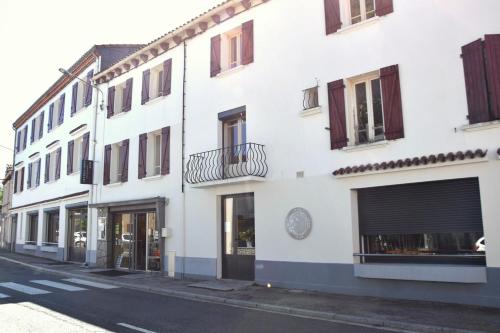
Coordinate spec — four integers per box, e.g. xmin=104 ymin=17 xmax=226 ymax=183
xmin=222 ymin=193 xmax=255 ymax=280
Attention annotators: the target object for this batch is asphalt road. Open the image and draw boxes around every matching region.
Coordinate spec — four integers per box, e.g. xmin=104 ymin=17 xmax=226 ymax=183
xmin=0 ymin=260 xmax=396 ymax=333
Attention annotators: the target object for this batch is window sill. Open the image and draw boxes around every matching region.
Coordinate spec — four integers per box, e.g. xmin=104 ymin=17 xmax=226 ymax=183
xmin=337 ymin=16 xmax=380 ymax=34
xmin=144 ymin=95 xmax=166 ymax=106
xmin=215 ymin=64 xmax=246 ymax=78
xmin=109 ymin=111 xmax=129 ymax=120
xmin=299 ymin=106 xmax=322 ymax=117
xmin=41 ymin=244 xmax=58 ymax=253
xmin=23 ymin=244 xmax=37 ymax=250
xmin=354 ymin=263 xmax=487 ymax=283
xmin=460 ymin=120 xmax=500 ymax=132
xmin=342 ymin=140 xmax=388 ymax=152
xmin=106 ymin=182 xmax=123 ymax=187
xmin=140 ymin=174 xmax=163 ymax=181
xmin=69 ymin=171 xmax=81 ymax=176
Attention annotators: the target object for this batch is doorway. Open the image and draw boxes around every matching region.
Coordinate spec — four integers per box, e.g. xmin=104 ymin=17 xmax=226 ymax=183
xmin=68 ymin=208 xmax=87 ymax=262
xmin=222 ymin=193 xmax=255 ymax=280
xmin=112 ymin=212 xmax=160 ymax=271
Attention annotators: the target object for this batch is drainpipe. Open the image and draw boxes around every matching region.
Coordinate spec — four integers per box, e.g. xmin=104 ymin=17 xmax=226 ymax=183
xmin=181 ymin=40 xmax=187 ymax=278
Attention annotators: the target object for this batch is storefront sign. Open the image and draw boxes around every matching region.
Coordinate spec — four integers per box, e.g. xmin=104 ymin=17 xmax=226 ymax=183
xmin=80 ymin=160 xmax=94 ymax=184
xmin=285 ymin=207 xmax=312 ymax=240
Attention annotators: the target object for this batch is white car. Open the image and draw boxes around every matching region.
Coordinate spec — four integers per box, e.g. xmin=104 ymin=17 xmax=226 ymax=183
xmin=475 ymin=237 xmax=485 ymax=252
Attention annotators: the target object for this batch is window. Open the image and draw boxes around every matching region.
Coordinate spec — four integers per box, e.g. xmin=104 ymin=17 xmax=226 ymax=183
xmin=223 ymin=28 xmax=242 ymax=70
xmin=27 ymin=159 xmax=41 ymax=189
xmin=150 ymin=64 xmax=164 ymax=100
xmin=30 ymin=112 xmax=44 ymax=144
xmin=114 ymin=82 xmax=127 ymax=115
xmin=303 ymin=86 xmax=319 ymax=110
xmin=73 ymin=136 xmax=83 ymax=173
xmin=349 ymin=0 xmax=375 ymax=24
xmin=106 ymin=139 xmax=129 ymax=184
xmin=111 ymin=142 xmax=123 ymax=183
xmin=152 ymin=133 xmax=161 ymax=176
xmin=350 ymin=74 xmax=384 ymax=144
xmin=138 ymin=128 xmax=170 ymax=179
xmin=13 ymin=167 xmax=24 ymax=193
xmin=26 ymin=214 xmax=38 ymax=244
xmin=222 ymin=112 xmax=246 ymax=164
xmin=44 ymin=211 xmax=59 ymax=245
xmin=45 ymin=148 xmax=61 ymax=183
xmin=16 ymin=126 xmax=28 ymax=153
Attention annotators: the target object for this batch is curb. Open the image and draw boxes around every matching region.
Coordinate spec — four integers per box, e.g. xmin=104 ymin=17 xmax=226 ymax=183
xmin=0 ymin=255 xmax=485 ymax=333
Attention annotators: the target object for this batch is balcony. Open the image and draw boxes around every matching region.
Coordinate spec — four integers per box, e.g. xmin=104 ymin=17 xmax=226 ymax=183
xmin=185 ymin=143 xmax=268 ymax=187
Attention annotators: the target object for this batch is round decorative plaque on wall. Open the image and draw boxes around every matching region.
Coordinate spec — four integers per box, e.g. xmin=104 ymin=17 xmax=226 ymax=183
xmin=285 ymin=207 xmax=312 ymax=240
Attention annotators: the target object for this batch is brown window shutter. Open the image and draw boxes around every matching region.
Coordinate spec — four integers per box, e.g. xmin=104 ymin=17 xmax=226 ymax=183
xmin=55 ymin=148 xmax=61 ymax=180
xmin=163 ymin=59 xmax=172 ymax=96
xmin=82 ymin=132 xmax=90 ymax=161
xmin=67 ymin=140 xmax=74 ymax=175
xmin=324 ymin=0 xmax=341 ymax=35
xmin=461 ymin=39 xmax=490 ymax=124
xmin=45 ymin=153 xmax=50 ymax=183
xmin=380 ymin=64 xmax=404 ymax=140
xmin=210 ymin=35 xmax=221 ymax=77
xmin=327 ymin=79 xmax=348 ymax=149
xmin=13 ymin=170 xmax=18 ymax=194
xmin=141 ymin=69 xmax=150 ymax=105
xmin=107 ymin=86 xmax=115 ymax=118
xmin=485 ymin=34 xmax=500 ymax=120
xmin=161 ymin=127 xmax=170 ymax=175
xmin=124 ymin=78 xmax=133 ymax=112
xmin=120 ymin=139 xmax=129 ymax=183
xmin=103 ymin=144 xmax=112 ymax=185
xmin=20 ymin=168 xmax=24 ymax=192
xmin=138 ymin=133 xmax=148 ymax=179
xmin=242 ymin=20 xmax=254 ymax=65
xmin=375 ymin=0 xmax=393 ymax=16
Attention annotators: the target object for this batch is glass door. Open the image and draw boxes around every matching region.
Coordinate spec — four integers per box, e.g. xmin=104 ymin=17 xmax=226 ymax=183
xmin=68 ymin=209 xmax=87 ymax=262
xmin=146 ymin=212 xmax=160 ymax=271
xmin=113 ymin=213 xmax=133 ymax=269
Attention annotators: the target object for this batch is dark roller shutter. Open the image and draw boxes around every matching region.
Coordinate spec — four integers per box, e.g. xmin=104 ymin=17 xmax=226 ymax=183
xmin=82 ymin=132 xmax=90 ymax=161
xmin=45 ymin=153 xmax=50 ymax=183
xmin=161 ymin=127 xmax=170 ymax=175
xmin=55 ymin=147 xmax=61 ymax=180
xmin=163 ymin=58 xmax=172 ymax=96
xmin=120 ymin=139 xmax=129 ymax=182
xmin=138 ymin=133 xmax=147 ymax=179
xmin=241 ymin=20 xmax=254 ymax=65
xmin=485 ymin=34 xmax=500 ymax=120
xmin=67 ymin=140 xmax=74 ymax=175
xmin=210 ymin=35 xmax=221 ymax=77
xmin=103 ymin=144 xmax=112 ymax=185
xmin=327 ymin=79 xmax=348 ymax=149
xmin=380 ymin=64 xmax=404 ymax=140
xmin=358 ymin=178 xmax=484 ymax=235
xmin=375 ymin=0 xmax=393 ymax=16
xmin=324 ymin=0 xmax=341 ymax=35
xmin=107 ymin=86 xmax=115 ymax=118
xmin=461 ymin=39 xmax=490 ymax=124
xmin=123 ymin=78 xmax=133 ymax=112
xmin=141 ymin=69 xmax=150 ymax=105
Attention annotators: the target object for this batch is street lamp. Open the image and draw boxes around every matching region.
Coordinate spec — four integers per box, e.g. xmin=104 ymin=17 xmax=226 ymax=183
xmin=58 ymin=68 xmax=104 ymax=111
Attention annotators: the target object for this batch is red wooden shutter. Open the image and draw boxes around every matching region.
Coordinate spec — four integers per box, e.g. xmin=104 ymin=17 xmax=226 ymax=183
xmin=242 ymin=20 xmax=254 ymax=65
xmin=103 ymin=145 xmax=112 ymax=185
xmin=107 ymin=86 xmax=115 ymax=118
xmin=67 ymin=140 xmax=74 ymax=175
xmin=120 ymin=139 xmax=129 ymax=182
xmin=55 ymin=148 xmax=61 ymax=180
xmin=45 ymin=153 xmax=50 ymax=183
xmin=163 ymin=59 xmax=172 ymax=96
xmin=124 ymin=79 xmax=133 ymax=112
xmin=375 ymin=0 xmax=393 ymax=16
xmin=461 ymin=39 xmax=490 ymax=124
xmin=20 ymin=167 xmax=24 ymax=192
xmin=138 ymin=133 xmax=148 ymax=179
xmin=141 ymin=69 xmax=150 ymax=105
xmin=380 ymin=64 xmax=404 ymax=140
xmin=82 ymin=132 xmax=90 ymax=160
xmin=485 ymin=34 xmax=500 ymax=120
xmin=161 ymin=127 xmax=170 ymax=175
xmin=327 ymin=79 xmax=348 ymax=149
xmin=210 ymin=35 xmax=221 ymax=77
xmin=324 ymin=0 xmax=341 ymax=35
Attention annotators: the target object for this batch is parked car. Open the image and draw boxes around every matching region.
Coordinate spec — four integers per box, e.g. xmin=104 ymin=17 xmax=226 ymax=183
xmin=73 ymin=232 xmax=86 ymax=247
xmin=475 ymin=237 xmax=485 ymax=252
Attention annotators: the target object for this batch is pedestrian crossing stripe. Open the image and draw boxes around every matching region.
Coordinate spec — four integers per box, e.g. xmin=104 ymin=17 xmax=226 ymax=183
xmin=62 ymin=278 xmax=118 ymax=289
xmin=0 ymin=282 xmax=51 ymax=295
xmin=30 ymin=280 xmax=87 ymax=292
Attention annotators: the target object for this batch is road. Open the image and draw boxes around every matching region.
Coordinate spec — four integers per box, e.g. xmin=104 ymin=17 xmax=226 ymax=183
xmin=0 ymin=260 xmax=397 ymax=333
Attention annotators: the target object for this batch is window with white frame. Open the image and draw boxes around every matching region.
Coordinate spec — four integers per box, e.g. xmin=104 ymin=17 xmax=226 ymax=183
xmin=348 ymin=0 xmax=376 ymax=24
xmin=47 ymin=150 xmax=58 ymax=182
xmin=110 ymin=142 xmax=123 ymax=184
xmin=50 ymin=99 xmax=62 ymax=130
xmin=302 ymin=86 xmax=319 ymax=110
xmin=222 ymin=27 xmax=242 ymax=71
xmin=347 ymin=72 xmax=384 ymax=145
xmin=76 ymin=81 xmax=88 ymax=112
xmin=14 ymin=167 xmax=24 ymax=193
xmin=146 ymin=131 xmax=162 ymax=176
xmin=149 ymin=64 xmax=164 ymax=100
xmin=113 ymin=82 xmax=127 ymax=115
xmin=28 ymin=159 xmax=41 ymax=189
xmin=72 ymin=136 xmax=83 ymax=173
xmin=31 ymin=113 xmax=44 ymax=143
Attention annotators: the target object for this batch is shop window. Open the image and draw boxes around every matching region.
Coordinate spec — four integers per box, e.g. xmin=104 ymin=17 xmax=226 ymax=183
xmin=44 ymin=211 xmax=59 ymax=246
xmin=26 ymin=214 xmax=38 ymax=245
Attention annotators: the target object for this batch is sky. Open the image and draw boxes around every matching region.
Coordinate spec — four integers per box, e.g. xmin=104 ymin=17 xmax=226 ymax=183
xmin=0 ymin=0 xmax=221 ymax=182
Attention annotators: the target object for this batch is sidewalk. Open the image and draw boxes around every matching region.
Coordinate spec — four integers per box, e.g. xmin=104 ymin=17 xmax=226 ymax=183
xmin=1 ymin=250 xmax=499 ymax=333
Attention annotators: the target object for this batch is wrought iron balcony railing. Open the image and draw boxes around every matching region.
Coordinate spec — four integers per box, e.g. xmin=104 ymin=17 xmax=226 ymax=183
xmin=186 ymin=143 xmax=268 ymax=184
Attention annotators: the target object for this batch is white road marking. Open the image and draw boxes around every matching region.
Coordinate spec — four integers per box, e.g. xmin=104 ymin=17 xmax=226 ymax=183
xmin=62 ymin=278 xmax=118 ymax=289
xmin=0 ymin=282 xmax=51 ymax=295
xmin=30 ymin=280 xmax=87 ymax=292
xmin=117 ymin=323 xmax=157 ymax=333
xmin=0 ymin=293 xmax=10 ymax=298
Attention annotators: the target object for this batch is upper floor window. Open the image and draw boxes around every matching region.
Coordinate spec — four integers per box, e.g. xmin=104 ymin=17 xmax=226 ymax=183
xmin=48 ymin=93 xmax=66 ymax=132
xmin=461 ymin=34 xmax=500 ymax=125
xmin=324 ymin=0 xmax=393 ymax=35
xmin=27 ymin=158 xmax=41 ymax=189
xmin=303 ymin=86 xmax=320 ymax=111
xmin=44 ymin=147 xmax=61 ymax=183
xmin=327 ymin=64 xmax=404 ymax=149
xmin=13 ymin=167 xmax=24 ymax=194
xmin=71 ymin=70 xmax=94 ymax=117
xmin=221 ymin=111 xmax=246 ymax=165
xmin=210 ymin=20 xmax=254 ymax=77
xmin=103 ymin=139 xmax=129 ymax=185
xmin=107 ymin=78 xmax=133 ymax=118
xmin=15 ymin=126 xmax=28 ymax=153
xmin=138 ymin=127 xmax=170 ymax=179
xmin=141 ymin=59 xmax=172 ymax=104
xmin=67 ymin=132 xmax=90 ymax=175
xmin=30 ymin=111 xmax=45 ymax=144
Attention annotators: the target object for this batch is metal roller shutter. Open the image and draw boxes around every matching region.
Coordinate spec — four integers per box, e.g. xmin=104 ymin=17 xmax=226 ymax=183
xmin=358 ymin=178 xmax=483 ymax=235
